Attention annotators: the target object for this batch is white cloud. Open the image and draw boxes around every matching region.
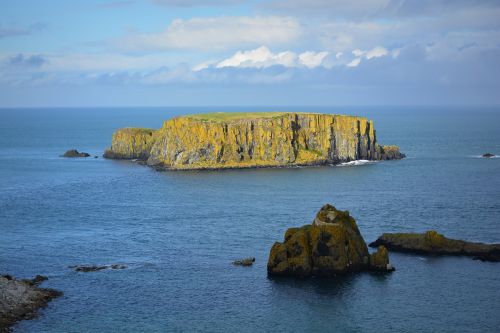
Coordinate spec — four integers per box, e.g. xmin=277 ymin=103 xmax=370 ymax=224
xmin=346 ymin=46 xmax=388 ymax=67
xmin=347 ymin=58 xmax=361 ymax=67
xmin=352 ymin=49 xmax=365 ymax=57
xmin=215 ymin=46 xmax=296 ymax=68
xmin=192 ymin=61 xmax=214 ymax=72
xmin=115 ymin=16 xmax=301 ymax=51
xmin=211 ymin=46 xmax=328 ymax=69
xmin=298 ymin=51 xmax=329 ymax=68
xmin=365 ymin=46 xmax=388 ymax=59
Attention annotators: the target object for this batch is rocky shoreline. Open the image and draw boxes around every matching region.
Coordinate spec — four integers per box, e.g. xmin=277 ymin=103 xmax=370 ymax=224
xmin=144 ymin=158 xmax=388 ymax=172
xmin=369 ymin=231 xmax=500 ymax=262
xmin=0 ymin=275 xmax=62 ymax=332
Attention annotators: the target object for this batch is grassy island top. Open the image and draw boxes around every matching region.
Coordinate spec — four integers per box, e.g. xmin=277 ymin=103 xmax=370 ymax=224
xmin=182 ymin=112 xmax=363 ymax=123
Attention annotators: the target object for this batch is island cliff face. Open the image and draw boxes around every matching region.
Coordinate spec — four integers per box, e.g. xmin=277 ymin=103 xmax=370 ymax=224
xmin=104 ymin=112 xmax=404 ymax=170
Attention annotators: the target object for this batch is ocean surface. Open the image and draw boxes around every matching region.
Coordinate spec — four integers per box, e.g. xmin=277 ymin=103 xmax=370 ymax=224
xmin=1 ymin=106 xmax=499 ymax=333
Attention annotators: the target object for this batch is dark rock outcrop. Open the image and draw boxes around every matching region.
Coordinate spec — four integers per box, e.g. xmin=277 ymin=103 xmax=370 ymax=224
xmin=370 ymin=246 xmax=395 ymax=271
xmin=369 ymin=231 xmax=500 ymax=262
xmin=233 ymin=258 xmax=255 ymax=266
xmin=62 ymin=149 xmax=90 ymax=158
xmin=267 ymin=204 xmax=395 ymax=278
xmin=379 ymin=145 xmax=405 ymax=160
xmin=69 ymin=264 xmax=128 ymax=272
xmin=0 ymin=275 xmax=62 ymax=332
xmin=482 ymin=153 xmax=495 ymax=158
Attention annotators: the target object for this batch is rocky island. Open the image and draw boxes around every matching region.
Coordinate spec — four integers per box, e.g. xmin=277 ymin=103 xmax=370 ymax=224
xmin=61 ymin=149 xmax=90 ymax=158
xmin=369 ymin=231 xmax=500 ymax=262
xmin=267 ymin=204 xmax=394 ymax=278
xmin=104 ymin=112 xmax=404 ymax=170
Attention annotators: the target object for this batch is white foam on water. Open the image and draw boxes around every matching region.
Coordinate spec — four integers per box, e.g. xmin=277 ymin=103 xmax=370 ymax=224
xmin=337 ymin=160 xmax=378 ymax=167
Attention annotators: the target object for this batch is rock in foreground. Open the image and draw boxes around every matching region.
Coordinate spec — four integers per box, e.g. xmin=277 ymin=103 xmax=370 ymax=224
xmin=369 ymin=231 xmax=500 ymax=262
xmin=267 ymin=204 xmax=395 ymax=277
xmin=104 ymin=112 xmax=405 ymax=170
xmin=0 ymin=275 xmax=62 ymax=332
xmin=62 ymin=149 xmax=90 ymax=158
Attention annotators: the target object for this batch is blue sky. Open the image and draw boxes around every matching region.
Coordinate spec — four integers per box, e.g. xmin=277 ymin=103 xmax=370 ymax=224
xmin=1 ymin=0 xmax=499 ymax=107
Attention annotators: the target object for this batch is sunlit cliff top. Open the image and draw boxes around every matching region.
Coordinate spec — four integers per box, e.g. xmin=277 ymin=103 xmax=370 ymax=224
xmin=181 ymin=112 xmax=364 ymax=123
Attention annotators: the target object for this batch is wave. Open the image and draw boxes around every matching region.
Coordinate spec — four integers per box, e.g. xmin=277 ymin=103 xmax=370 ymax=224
xmin=336 ymin=160 xmax=378 ymax=167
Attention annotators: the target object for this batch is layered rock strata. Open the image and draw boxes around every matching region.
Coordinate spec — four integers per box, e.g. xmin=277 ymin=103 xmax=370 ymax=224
xmin=104 ymin=112 xmax=404 ymax=170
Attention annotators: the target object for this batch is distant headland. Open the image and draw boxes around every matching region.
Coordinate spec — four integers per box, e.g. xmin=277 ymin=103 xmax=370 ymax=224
xmin=103 ymin=112 xmax=405 ymax=170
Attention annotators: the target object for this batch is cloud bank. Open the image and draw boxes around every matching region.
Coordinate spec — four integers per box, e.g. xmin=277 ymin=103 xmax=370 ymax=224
xmin=1 ymin=0 xmax=500 ymax=106
xmin=115 ymin=16 xmax=301 ymax=51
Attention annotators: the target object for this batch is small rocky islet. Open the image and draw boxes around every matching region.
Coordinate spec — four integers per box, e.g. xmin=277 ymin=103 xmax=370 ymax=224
xmin=103 ymin=112 xmax=405 ymax=170
xmin=61 ymin=149 xmax=90 ymax=158
xmin=369 ymin=231 xmax=500 ymax=262
xmin=69 ymin=264 xmax=128 ymax=272
xmin=233 ymin=258 xmax=256 ymax=266
xmin=267 ymin=204 xmax=395 ymax=278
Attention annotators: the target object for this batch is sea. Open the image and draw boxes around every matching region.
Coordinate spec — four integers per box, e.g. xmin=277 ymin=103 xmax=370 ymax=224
xmin=1 ymin=106 xmax=499 ymax=333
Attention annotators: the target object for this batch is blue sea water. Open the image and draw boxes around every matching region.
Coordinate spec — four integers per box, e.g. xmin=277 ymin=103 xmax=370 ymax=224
xmin=0 ymin=106 xmax=499 ymax=333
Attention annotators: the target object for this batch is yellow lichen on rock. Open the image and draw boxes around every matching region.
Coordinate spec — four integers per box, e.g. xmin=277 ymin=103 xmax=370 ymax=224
xmin=104 ymin=112 xmax=404 ymax=169
xmin=104 ymin=128 xmax=157 ymax=160
xmin=267 ymin=204 xmax=394 ymax=277
xmin=370 ymin=245 xmax=394 ymax=271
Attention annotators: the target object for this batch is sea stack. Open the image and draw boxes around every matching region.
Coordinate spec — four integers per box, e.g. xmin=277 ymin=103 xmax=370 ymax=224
xmin=104 ymin=112 xmax=405 ymax=170
xmin=267 ymin=204 xmax=395 ymax=278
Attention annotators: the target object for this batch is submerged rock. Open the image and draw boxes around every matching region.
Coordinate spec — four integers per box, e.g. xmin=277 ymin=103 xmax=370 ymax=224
xmin=0 ymin=275 xmax=62 ymax=332
xmin=482 ymin=153 xmax=495 ymax=158
xmin=233 ymin=258 xmax=255 ymax=266
xmin=70 ymin=264 xmax=128 ymax=272
xmin=369 ymin=231 xmax=500 ymax=262
xmin=104 ymin=112 xmax=405 ymax=170
xmin=62 ymin=149 xmax=90 ymax=158
xmin=267 ymin=204 xmax=395 ymax=278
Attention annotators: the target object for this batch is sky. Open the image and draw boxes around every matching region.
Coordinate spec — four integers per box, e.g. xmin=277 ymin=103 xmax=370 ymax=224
xmin=0 ymin=0 xmax=499 ymax=107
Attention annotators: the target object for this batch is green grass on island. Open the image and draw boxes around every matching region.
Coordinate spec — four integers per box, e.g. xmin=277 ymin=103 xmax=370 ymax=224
xmin=185 ymin=112 xmax=295 ymax=122
xmin=183 ymin=112 xmax=363 ymax=123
